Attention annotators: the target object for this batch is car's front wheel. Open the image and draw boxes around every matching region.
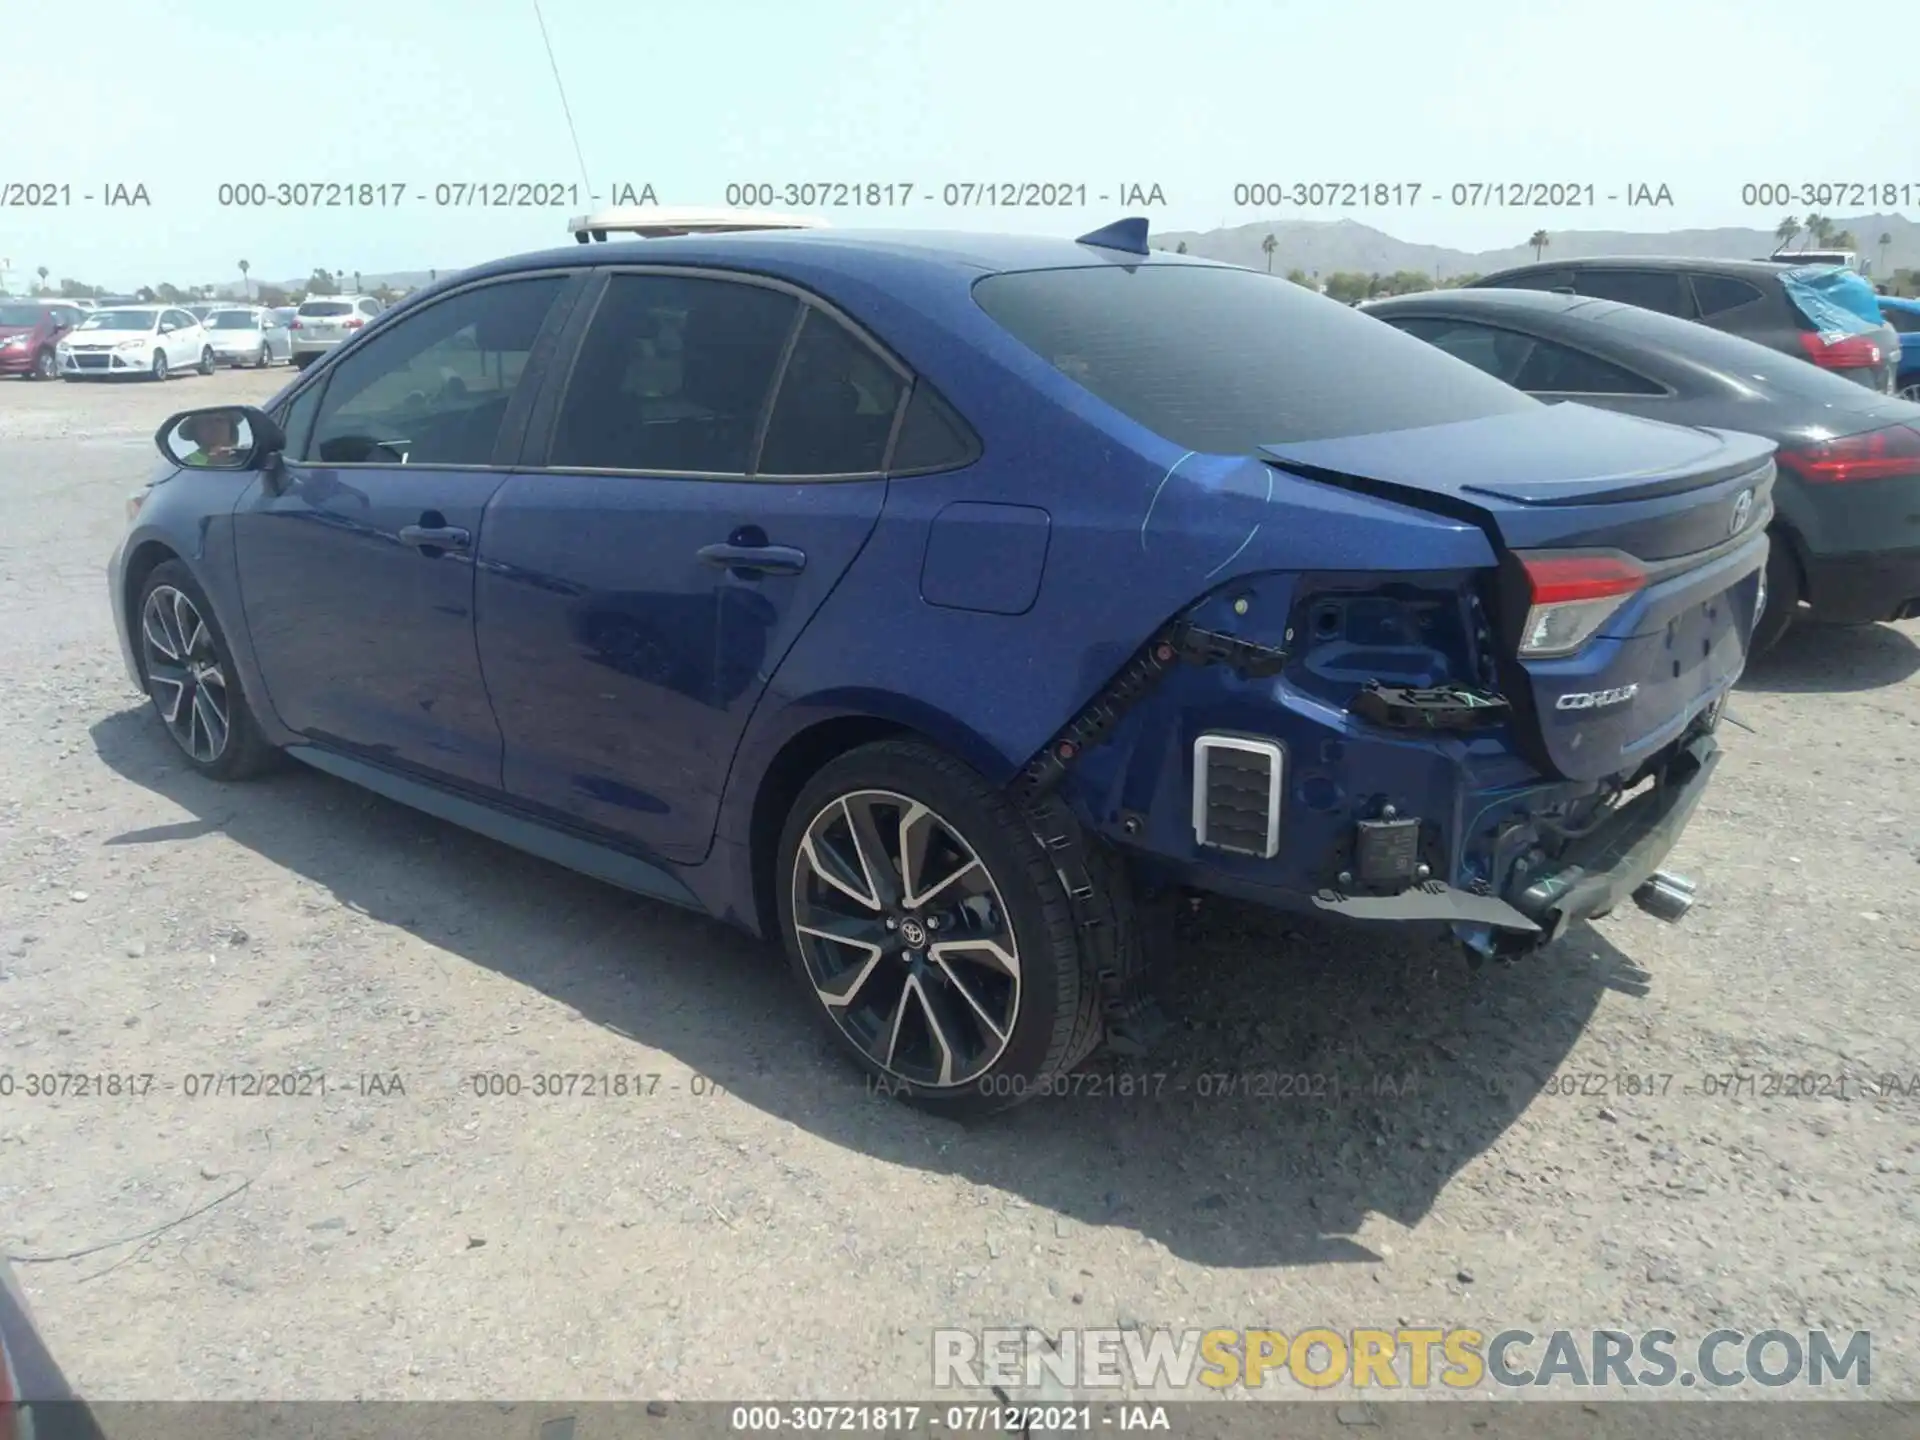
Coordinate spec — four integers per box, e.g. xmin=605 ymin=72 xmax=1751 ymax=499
xmin=149 ymin=349 xmax=168 ymax=382
xmin=32 ymin=348 xmax=56 ymax=380
xmin=776 ymin=740 xmax=1109 ymax=1117
xmin=197 ymin=346 xmax=215 ymax=376
xmin=255 ymin=342 xmax=271 ymax=368
xmin=134 ymin=560 xmax=279 ymax=779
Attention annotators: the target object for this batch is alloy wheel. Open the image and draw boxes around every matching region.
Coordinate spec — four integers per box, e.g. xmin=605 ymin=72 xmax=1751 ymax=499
xmin=790 ymin=789 xmax=1020 ymax=1088
xmin=140 ymin=585 xmax=231 ymax=764
xmin=34 ymin=349 xmax=55 ymax=379
xmin=151 ymin=351 xmax=168 ymax=381
xmin=1901 ymin=381 xmax=1920 ymax=403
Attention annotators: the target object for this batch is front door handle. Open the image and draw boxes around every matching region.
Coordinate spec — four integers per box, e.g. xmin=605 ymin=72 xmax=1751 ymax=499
xmin=697 ymin=542 xmax=807 ymax=576
xmin=399 ymin=524 xmax=470 ymax=552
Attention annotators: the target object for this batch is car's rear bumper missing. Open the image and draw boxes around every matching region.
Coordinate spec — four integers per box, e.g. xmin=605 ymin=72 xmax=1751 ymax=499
xmin=1505 ymin=733 xmax=1721 ymax=942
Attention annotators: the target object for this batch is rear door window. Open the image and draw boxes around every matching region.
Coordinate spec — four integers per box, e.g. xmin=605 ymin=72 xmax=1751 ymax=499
xmin=548 ymin=272 xmax=799 ymax=474
xmin=756 ymin=308 xmax=906 ymax=476
xmin=1384 ymin=318 xmax=1531 ymax=383
xmin=1688 ymin=274 xmax=1766 ymax=318
xmin=972 ymin=264 xmax=1536 ymax=453
xmin=1476 ymin=269 xmax=1572 ymax=292
xmin=1569 ymin=269 xmax=1686 ymax=315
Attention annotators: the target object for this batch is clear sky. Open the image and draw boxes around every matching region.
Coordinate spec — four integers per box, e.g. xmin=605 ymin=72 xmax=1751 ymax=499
xmin=3 ymin=0 xmax=1912 ymax=290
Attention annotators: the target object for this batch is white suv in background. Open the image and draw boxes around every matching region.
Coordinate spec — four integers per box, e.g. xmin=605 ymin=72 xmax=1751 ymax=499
xmin=289 ymin=294 xmax=383 ymax=368
xmin=57 ymin=305 xmax=213 ymax=381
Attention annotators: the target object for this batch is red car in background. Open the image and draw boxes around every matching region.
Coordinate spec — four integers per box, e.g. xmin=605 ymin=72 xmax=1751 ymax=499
xmin=0 ymin=302 xmax=84 ymax=380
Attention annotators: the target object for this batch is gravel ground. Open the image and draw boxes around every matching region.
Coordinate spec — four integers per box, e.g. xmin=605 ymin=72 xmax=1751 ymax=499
xmin=1 ymin=371 xmax=1916 ymax=1415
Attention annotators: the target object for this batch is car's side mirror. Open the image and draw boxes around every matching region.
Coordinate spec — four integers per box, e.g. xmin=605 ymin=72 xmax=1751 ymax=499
xmin=155 ymin=405 xmax=287 ymax=471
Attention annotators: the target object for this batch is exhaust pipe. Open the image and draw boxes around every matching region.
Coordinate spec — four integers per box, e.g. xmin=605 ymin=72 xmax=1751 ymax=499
xmin=1633 ymin=870 xmax=1696 ymax=923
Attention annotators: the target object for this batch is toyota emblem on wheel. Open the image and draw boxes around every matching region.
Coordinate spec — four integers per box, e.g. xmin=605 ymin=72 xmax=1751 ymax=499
xmin=1729 ymin=489 xmax=1753 ymax=537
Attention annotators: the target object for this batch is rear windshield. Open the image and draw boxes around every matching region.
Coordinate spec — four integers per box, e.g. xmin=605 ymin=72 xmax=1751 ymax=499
xmin=972 ymin=264 xmax=1537 ymax=451
xmin=208 ymin=311 xmax=259 ymax=329
xmin=0 ymin=305 xmax=45 ymax=326
xmin=1591 ymin=302 xmax=1889 ymax=401
xmin=298 ymin=301 xmax=352 ymax=317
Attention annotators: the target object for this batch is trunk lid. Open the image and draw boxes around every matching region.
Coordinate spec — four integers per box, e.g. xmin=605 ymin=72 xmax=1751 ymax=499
xmin=1261 ymin=403 xmax=1775 ymax=781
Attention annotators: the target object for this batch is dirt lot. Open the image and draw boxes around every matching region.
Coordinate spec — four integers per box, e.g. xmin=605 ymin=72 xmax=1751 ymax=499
xmin=1 ymin=369 xmax=1917 ymax=1411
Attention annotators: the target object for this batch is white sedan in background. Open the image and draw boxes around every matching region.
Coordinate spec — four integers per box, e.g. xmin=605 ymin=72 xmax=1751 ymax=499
xmin=57 ymin=305 xmax=214 ymax=381
xmin=202 ymin=305 xmax=293 ymax=367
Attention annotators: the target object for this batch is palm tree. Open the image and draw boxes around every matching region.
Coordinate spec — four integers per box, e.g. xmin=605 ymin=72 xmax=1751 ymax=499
xmin=1799 ymin=214 xmax=1833 ymax=249
xmin=1879 ymin=232 xmax=1894 ymax=277
xmin=1775 ymin=216 xmax=1801 ymax=249
xmin=1832 ymin=230 xmax=1857 ymax=252
xmin=239 ymin=259 xmax=250 ymax=299
xmin=353 ymin=270 xmax=362 ymax=294
xmin=1261 ymin=233 xmax=1277 ymax=273
xmin=35 ymin=265 xmax=48 ymax=294
xmin=1528 ymin=229 xmax=1549 ymax=261
xmin=1175 ymin=241 xmax=1188 ymax=255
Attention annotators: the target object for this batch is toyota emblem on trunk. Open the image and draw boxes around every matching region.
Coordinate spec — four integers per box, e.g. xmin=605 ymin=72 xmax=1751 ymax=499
xmin=1730 ymin=489 xmax=1753 ymax=536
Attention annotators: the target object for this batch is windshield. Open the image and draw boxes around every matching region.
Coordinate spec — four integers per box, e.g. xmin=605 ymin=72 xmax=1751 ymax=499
xmin=209 ymin=311 xmax=260 ymax=329
xmin=78 ymin=309 xmax=156 ymax=330
xmin=0 ymin=305 xmax=45 ymax=326
xmin=298 ymin=301 xmax=352 ymax=317
xmin=972 ymin=264 xmax=1537 ymax=452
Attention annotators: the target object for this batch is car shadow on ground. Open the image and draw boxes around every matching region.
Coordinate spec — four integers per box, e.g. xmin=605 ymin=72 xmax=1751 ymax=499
xmin=90 ymin=706 xmax=1646 ymax=1270
xmin=1737 ymin=619 xmax=1920 ymax=694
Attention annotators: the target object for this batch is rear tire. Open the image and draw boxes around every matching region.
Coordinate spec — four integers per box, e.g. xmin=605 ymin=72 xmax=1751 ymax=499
xmin=293 ymin=353 xmax=314 ymax=371
xmin=1749 ymin=531 xmax=1800 ymax=657
xmin=775 ymin=739 xmax=1109 ymax=1117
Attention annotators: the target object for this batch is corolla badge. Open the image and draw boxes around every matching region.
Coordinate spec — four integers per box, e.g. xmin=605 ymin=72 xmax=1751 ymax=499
xmin=1729 ymin=489 xmax=1753 ymax=537
xmin=1556 ymin=684 xmax=1639 ymax=711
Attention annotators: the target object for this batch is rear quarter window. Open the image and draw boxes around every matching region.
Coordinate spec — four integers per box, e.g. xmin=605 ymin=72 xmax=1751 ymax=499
xmin=972 ymin=264 xmax=1537 ymax=453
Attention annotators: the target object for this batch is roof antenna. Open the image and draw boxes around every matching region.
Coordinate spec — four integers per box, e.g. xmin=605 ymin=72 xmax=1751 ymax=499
xmin=1074 ymin=217 xmax=1151 ymax=256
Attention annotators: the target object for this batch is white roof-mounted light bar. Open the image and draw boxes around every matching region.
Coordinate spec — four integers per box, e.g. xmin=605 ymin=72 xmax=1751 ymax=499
xmin=568 ymin=205 xmax=825 ymax=244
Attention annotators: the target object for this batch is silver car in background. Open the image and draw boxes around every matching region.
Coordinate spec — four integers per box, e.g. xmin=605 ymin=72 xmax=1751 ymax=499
xmin=202 ymin=304 xmax=291 ymax=367
xmin=289 ymin=294 xmax=382 ymax=368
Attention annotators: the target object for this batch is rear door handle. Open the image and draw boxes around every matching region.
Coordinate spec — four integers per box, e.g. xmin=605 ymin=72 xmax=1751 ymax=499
xmin=399 ymin=524 xmax=470 ymax=552
xmin=697 ymin=542 xmax=807 ymax=576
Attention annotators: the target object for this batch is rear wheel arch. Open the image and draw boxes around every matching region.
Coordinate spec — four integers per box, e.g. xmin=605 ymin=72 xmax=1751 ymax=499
xmin=744 ymin=703 xmax=1020 ymax=939
xmin=747 ymin=715 xmax=914 ymax=939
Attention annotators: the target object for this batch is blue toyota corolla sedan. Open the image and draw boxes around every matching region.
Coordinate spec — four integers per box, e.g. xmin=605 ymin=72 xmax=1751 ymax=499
xmin=110 ymin=218 xmax=1772 ymax=1114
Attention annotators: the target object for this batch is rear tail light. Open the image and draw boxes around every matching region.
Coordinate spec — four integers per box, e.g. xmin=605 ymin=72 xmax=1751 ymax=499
xmin=1779 ymin=424 xmax=1920 ymax=484
xmin=344 ymin=318 xmax=364 ymax=329
xmin=288 ymin=319 xmax=302 ymax=329
xmin=1797 ymin=330 xmax=1882 ymax=370
xmin=1517 ymin=552 xmax=1647 ymax=658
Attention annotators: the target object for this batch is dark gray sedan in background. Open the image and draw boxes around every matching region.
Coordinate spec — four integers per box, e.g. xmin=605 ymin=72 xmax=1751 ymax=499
xmin=1362 ymin=287 xmax=1920 ymax=653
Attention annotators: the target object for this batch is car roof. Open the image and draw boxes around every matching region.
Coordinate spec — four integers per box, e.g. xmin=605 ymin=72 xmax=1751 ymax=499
xmin=1367 ymin=287 xmax=1609 ymax=319
xmin=1485 ymin=255 xmax=1795 ymax=280
xmin=451 ymin=226 xmax=1225 ymax=294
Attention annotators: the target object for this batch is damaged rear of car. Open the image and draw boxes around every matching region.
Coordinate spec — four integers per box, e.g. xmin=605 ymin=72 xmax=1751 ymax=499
xmin=964 ymin=259 xmax=1769 ymax=971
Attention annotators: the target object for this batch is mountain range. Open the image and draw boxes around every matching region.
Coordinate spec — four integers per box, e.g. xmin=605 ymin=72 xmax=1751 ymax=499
xmin=1148 ymin=213 xmax=1920 ymax=279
